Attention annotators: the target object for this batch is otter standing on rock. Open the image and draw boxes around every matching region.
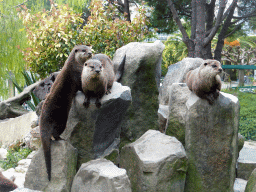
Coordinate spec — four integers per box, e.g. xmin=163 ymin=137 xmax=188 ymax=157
xmin=0 ymin=172 xmax=18 ymax=192
xmin=81 ymin=54 xmax=115 ymax=108
xmin=186 ymin=59 xmax=223 ymax=105
xmin=40 ymin=45 xmax=92 ymax=181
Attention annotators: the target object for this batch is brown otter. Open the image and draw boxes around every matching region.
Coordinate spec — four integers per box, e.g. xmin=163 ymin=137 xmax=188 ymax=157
xmin=40 ymin=45 xmax=92 ymax=181
xmin=0 ymin=172 xmax=18 ymax=192
xmin=81 ymin=54 xmax=115 ymax=108
xmin=186 ymin=59 xmax=222 ymax=105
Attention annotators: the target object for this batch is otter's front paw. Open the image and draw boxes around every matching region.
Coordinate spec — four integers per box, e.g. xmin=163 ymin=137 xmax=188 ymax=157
xmin=83 ymin=101 xmax=90 ymax=108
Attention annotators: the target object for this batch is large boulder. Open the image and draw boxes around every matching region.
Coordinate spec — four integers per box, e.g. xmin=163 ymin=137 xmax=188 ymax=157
xmin=245 ymin=168 xmax=256 ymax=192
xmin=61 ymin=82 xmax=131 ymax=168
xmin=112 ymin=41 xmax=165 ymax=140
xmin=159 ymin=57 xmax=203 ymax=105
xmin=184 ymin=92 xmax=239 ymax=192
xmin=237 ymin=141 xmax=256 ymax=180
xmin=164 ymin=83 xmax=190 ymax=145
xmin=24 ymin=140 xmax=77 ymax=192
xmin=120 ymin=130 xmax=188 ymax=192
xmin=71 ymin=159 xmax=131 ymax=192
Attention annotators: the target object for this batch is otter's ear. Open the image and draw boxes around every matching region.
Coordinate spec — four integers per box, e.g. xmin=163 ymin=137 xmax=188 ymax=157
xmin=204 ymin=62 xmax=208 ymax=66
xmin=75 ymin=49 xmax=78 ymax=53
xmin=86 ymin=44 xmax=92 ymax=49
xmin=84 ymin=62 xmax=87 ymax=66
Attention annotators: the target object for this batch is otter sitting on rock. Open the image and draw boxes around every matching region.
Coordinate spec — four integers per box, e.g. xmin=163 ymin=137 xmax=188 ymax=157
xmin=186 ymin=59 xmax=223 ymax=105
xmin=81 ymin=54 xmax=115 ymax=108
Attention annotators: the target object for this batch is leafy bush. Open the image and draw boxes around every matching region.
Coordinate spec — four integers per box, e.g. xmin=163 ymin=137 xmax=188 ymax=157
xmin=162 ymin=33 xmax=187 ymax=76
xmin=222 ymin=89 xmax=256 ymax=141
xmin=18 ymin=4 xmax=86 ymax=78
xmin=83 ymin=0 xmax=154 ymax=57
xmin=18 ymin=0 xmax=154 ymax=78
xmin=0 ymin=146 xmax=32 ymax=170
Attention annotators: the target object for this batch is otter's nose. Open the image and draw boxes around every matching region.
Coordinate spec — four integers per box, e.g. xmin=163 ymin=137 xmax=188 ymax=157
xmin=219 ymin=68 xmax=223 ymax=72
xmin=95 ymin=69 xmax=100 ymax=73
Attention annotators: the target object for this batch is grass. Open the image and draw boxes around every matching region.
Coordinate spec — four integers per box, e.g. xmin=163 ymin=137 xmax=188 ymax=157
xmin=222 ymin=88 xmax=256 ymax=141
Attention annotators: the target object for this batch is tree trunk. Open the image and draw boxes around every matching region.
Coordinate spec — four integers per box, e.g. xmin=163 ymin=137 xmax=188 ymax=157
xmin=194 ymin=0 xmax=206 ymax=58
xmin=238 ymin=70 xmax=244 ymax=87
xmin=124 ymin=0 xmax=131 ymax=22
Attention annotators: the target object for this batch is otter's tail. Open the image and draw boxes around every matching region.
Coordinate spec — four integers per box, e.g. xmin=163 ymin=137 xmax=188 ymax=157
xmin=42 ymin=136 xmax=51 ymax=181
xmin=115 ymin=54 xmax=126 ymax=82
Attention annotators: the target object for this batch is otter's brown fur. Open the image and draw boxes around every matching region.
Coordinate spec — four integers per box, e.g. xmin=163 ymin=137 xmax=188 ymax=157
xmin=81 ymin=54 xmax=115 ymax=108
xmin=0 ymin=172 xmax=18 ymax=192
xmin=40 ymin=45 xmax=92 ymax=181
xmin=186 ymin=59 xmax=222 ymax=105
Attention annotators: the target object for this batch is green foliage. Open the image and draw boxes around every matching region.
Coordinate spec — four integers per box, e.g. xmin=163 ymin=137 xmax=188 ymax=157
xmin=0 ymin=0 xmax=28 ymax=99
xmin=143 ymin=0 xmax=191 ymax=33
xmin=18 ymin=0 xmax=154 ymax=78
xmin=18 ymin=4 xmax=86 ymax=78
xmin=162 ymin=33 xmax=187 ymax=76
xmin=222 ymin=89 xmax=256 ymax=141
xmin=83 ymin=0 xmax=155 ymax=57
xmin=0 ymin=147 xmax=32 ymax=170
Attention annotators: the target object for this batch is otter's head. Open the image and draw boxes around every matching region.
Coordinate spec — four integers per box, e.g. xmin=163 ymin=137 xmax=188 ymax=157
xmin=84 ymin=59 xmax=103 ymax=77
xmin=74 ymin=45 xmax=92 ymax=64
xmin=202 ymin=60 xmax=223 ymax=76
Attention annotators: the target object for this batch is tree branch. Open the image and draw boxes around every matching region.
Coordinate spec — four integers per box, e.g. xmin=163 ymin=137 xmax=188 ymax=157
xmin=221 ymin=0 xmax=237 ymax=22
xmin=204 ymin=0 xmax=227 ymax=46
xmin=224 ymin=20 xmax=245 ymax=38
xmin=166 ymin=0 xmax=190 ymax=43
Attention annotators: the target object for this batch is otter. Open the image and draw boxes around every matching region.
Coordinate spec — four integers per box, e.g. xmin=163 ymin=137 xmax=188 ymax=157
xmin=186 ymin=59 xmax=222 ymax=105
xmin=0 ymin=172 xmax=18 ymax=192
xmin=81 ymin=54 xmax=115 ymax=108
xmin=40 ymin=45 xmax=92 ymax=181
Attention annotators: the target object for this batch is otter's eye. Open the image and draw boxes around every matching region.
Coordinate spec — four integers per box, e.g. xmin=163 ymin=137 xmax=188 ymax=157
xmin=82 ymin=50 xmax=87 ymax=52
xmin=75 ymin=49 xmax=78 ymax=53
xmin=90 ymin=66 xmax=94 ymax=69
xmin=84 ymin=63 xmax=87 ymax=66
xmin=212 ymin=64 xmax=217 ymax=68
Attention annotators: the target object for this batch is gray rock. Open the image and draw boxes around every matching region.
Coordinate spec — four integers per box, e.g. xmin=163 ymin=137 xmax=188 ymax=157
xmin=27 ymin=151 xmax=37 ymax=159
xmin=159 ymin=57 xmax=203 ymax=105
xmin=11 ymin=188 xmax=42 ymax=192
xmin=238 ymin=141 xmax=256 ymax=180
xmin=120 ymin=130 xmax=188 ymax=192
xmin=234 ymin=178 xmax=247 ymax=192
xmin=245 ymin=168 xmax=256 ymax=192
xmin=15 ymin=159 xmax=31 ymax=173
xmin=26 ymin=151 xmax=37 ymax=159
xmin=238 ymin=133 xmax=245 ymax=154
xmin=184 ymin=92 xmax=239 ymax=192
xmin=165 ymin=83 xmax=190 ymax=145
xmin=61 ymin=82 xmax=131 ymax=168
xmin=0 ymin=148 xmax=7 ymax=160
xmin=71 ymin=158 xmax=131 ymax=192
xmin=24 ymin=140 xmax=77 ymax=192
xmin=112 ymin=40 xmax=165 ymax=140
xmin=30 ymin=126 xmax=41 ymax=150
xmin=157 ymin=104 xmax=169 ymax=133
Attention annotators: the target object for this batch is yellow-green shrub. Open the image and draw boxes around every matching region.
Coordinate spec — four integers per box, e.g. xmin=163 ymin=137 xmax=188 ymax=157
xmin=18 ymin=4 xmax=85 ymax=78
xmin=19 ymin=0 xmax=154 ymax=78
